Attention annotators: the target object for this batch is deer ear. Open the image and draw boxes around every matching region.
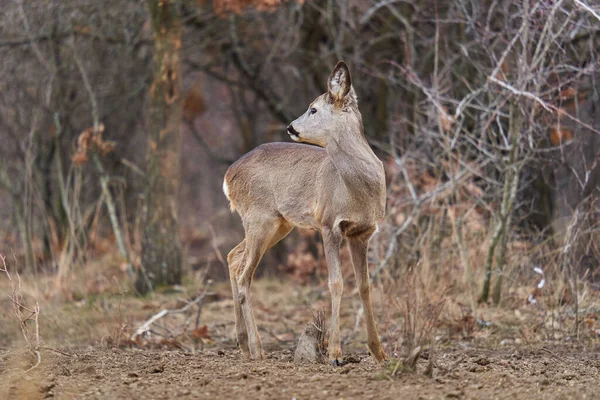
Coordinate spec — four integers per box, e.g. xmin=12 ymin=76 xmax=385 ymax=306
xmin=328 ymin=61 xmax=352 ymax=103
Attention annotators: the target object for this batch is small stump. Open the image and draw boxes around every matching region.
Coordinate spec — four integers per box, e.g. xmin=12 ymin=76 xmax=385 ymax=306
xmin=294 ymin=309 xmax=327 ymax=364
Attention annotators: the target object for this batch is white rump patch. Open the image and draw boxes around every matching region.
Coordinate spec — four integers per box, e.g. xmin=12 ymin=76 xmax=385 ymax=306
xmin=223 ymin=179 xmax=230 ymax=201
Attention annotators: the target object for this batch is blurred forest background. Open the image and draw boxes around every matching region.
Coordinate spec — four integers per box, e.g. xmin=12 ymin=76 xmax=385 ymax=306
xmin=1 ymin=0 xmax=600 ymax=352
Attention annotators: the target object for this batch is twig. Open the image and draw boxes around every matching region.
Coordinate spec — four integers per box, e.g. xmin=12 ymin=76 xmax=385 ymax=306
xmin=228 ymin=15 xmax=293 ymax=124
xmin=120 ymin=158 xmax=146 ymax=177
xmin=130 ymin=283 xmax=213 ymax=340
xmin=187 ymin=123 xmax=235 ymax=165
xmin=92 ymin=153 xmax=136 ymax=279
xmin=194 ymin=267 xmax=212 ymax=329
xmin=259 ymin=326 xmax=295 ymax=345
xmin=26 ymin=302 xmax=41 ymax=372
xmin=207 ymin=223 xmax=227 ymax=269
xmin=489 ymin=76 xmax=600 ymax=135
xmin=488 ymin=1 xmax=542 ymax=84
xmin=573 ymin=0 xmax=600 ymax=23
xmin=72 ymin=35 xmax=136 ymax=280
xmin=1 ymin=254 xmax=41 ymax=372
xmin=371 ymin=209 xmax=416 ymax=281
xmin=132 ymin=309 xmax=169 ymax=339
xmin=488 ymin=76 xmax=552 ymax=112
xmin=17 ymin=0 xmax=53 ymax=74
xmin=42 ymin=346 xmax=73 ymax=357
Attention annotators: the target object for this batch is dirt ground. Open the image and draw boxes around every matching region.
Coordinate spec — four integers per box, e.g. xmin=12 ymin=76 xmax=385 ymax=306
xmin=2 ymin=344 xmax=600 ymax=399
xmin=1 ymin=271 xmax=600 ymax=400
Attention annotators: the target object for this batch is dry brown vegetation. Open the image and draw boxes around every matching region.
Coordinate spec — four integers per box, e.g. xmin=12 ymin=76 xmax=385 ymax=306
xmin=1 ymin=0 xmax=600 ymax=398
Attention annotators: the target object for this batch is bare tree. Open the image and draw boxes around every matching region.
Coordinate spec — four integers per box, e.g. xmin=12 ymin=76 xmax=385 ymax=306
xmin=137 ymin=0 xmax=183 ymax=293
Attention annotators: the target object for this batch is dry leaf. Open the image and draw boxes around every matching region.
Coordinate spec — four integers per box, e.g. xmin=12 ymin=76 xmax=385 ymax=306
xmin=549 ymin=126 xmax=573 ymax=146
xmin=192 ymin=325 xmax=211 ymax=339
xmin=559 ymin=87 xmax=577 ymax=100
xmin=183 ymin=85 xmax=206 ymax=121
xmin=439 ymin=106 xmax=454 ymax=132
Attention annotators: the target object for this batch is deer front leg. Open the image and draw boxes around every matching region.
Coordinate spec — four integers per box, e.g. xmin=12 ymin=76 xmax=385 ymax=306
xmin=322 ymin=226 xmax=343 ymax=366
xmin=348 ymin=234 xmax=387 ymax=362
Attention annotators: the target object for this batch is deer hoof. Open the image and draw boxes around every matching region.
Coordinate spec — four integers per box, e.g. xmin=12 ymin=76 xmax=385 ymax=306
xmin=330 ymin=359 xmax=343 ymax=367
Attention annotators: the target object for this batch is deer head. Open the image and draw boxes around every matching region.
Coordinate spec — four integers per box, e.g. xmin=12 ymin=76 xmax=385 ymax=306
xmin=287 ymin=61 xmax=360 ymax=147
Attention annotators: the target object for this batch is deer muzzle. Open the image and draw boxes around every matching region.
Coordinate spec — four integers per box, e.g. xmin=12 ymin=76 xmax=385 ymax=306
xmin=287 ymin=124 xmax=300 ymax=139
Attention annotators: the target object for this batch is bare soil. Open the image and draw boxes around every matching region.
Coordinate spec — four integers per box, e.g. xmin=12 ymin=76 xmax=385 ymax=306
xmin=2 ymin=343 xmax=599 ymax=399
xmin=1 ymin=273 xmax=600 ymax=400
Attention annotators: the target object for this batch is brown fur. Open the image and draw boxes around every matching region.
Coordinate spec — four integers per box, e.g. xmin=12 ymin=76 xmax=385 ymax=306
xmin=223 ymin=61 xmax=387 ymax=364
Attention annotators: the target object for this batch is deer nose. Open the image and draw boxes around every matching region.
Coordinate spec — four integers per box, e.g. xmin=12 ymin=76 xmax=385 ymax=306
xmin=287 ymin=124 xmax=299 ymax=137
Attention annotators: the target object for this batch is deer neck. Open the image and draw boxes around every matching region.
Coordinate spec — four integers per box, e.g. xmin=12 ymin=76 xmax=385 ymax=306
xmin=325 ymin=129 xmax=384 ymax=197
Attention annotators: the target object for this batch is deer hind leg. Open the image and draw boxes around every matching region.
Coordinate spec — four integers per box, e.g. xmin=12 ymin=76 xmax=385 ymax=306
xmin=348 ymin=234 xmax=387 ymax=362
xmin=322 ymin=226 xmax=344 ymax=366
xmin=237 ymin=217 xmax=292 ymax=360
xmin=227 ymin=240 xmax=250 ymax=359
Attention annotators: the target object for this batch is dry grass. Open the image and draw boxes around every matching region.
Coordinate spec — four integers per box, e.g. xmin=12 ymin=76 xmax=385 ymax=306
xmin=1 ymin=198 xmax=599 ymax=364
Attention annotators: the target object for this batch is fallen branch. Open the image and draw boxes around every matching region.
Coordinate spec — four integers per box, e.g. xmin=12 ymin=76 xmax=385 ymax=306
xmin=130 ymin=283 xmax=214 ymax=341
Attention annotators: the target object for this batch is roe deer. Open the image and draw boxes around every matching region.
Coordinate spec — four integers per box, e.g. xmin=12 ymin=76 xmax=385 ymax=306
xmin=223 ymin=61 xmax=387 ymax=365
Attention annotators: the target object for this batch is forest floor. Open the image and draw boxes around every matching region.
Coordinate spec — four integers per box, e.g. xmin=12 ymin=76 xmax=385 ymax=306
xmin=1 ymin=262 xmax=600 ymax=399
xmin=2 ymin=344 xmax=600 ymax=399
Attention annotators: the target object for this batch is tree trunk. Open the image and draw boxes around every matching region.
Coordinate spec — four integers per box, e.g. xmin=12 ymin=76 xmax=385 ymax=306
xmin=36 ymin=139 xmax=55 ymax=259
xmin=137 ymin=0 xmax=183 ymax=294
xmin=15 ymin=198 xmax=36 ymax=273
xmin=491 ymin=100 xmax=522 ymax=306
xmin=0 ymin=163 xmax=36 ymax=273
xmin=480 ymin=99 xmax=522 ymax=304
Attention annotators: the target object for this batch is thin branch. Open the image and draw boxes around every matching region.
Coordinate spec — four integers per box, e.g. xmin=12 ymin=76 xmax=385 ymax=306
xmin=488 ymin=1 xmax=542 ymax=83
xmin=72 ymin=38 xmax=136 ymax=279
xmin=0 ymin=31 xmax=151 ymax=49
xmin=1 ymin=254 xmax=41 ymax=372
xmin=91 ymin=153 xmax=135 ymax=278
xmin=17 ymin=0 xmax=53 ymax=74
xmin=489 ymin=76 xmax=600 ymax=135
xmin=120 ymin=158 xmax=145 ymax=177
xmin=573 ymin=0 xmax=600 ymax=23
xmin=187 ymin=122 xmax=235 ymax=164
xmin=228 ymin=15 xmax=293 ymax=124
xmin=131 ymin=283 xmax=214 ymax=340
xmin=488 ymin=76 xmax=553 ymax=112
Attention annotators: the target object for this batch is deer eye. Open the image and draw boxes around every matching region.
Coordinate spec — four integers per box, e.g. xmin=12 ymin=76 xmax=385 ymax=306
xmin=310 ymin=107 xmax=317 ymax=115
